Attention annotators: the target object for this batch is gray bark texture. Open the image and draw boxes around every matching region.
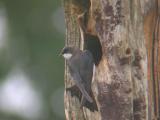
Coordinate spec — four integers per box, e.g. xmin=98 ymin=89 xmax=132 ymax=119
xmin=63 ymin=0 xmax=160 ymax=120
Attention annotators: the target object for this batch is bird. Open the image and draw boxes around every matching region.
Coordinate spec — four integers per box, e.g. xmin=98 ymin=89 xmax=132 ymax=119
xmin=60 ymin=46 xmax=98 ymax=111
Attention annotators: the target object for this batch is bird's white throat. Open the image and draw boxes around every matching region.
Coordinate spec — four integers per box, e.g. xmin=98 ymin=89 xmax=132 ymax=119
xmin=63 ymin=53 xmax=72 ymax=59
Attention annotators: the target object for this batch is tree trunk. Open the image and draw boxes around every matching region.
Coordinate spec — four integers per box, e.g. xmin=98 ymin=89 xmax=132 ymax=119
xmin=63 ymin=0 xmax=160 ymax=120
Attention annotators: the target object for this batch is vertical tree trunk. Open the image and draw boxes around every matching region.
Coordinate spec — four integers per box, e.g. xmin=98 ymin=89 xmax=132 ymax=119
xmin=63 ymin=0 xmax=159 ymax=120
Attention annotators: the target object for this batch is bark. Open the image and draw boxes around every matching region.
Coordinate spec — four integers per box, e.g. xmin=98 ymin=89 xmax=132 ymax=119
xmin=63 ymin=0 xmax=159 ymax=120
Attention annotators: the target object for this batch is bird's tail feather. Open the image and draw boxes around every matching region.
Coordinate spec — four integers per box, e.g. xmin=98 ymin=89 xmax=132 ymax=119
xmin=66 ymin=85 xmax=98 ymax=112
xmin=75 ymin=80 xmax=93 ymax=103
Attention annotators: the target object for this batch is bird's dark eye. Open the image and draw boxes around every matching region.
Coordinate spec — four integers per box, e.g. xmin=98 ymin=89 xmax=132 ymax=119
xmin=62 ymin=47 xmax=69 ymax=54
xmin=61 ymin=47 xmax=73 ymax=55
xmin=63 ymin=48 xmax=68 ymax=54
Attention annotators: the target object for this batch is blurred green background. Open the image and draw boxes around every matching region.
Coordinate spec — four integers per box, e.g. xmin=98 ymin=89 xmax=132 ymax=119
xmin=0 ymin=0 xmax=65 ymax=120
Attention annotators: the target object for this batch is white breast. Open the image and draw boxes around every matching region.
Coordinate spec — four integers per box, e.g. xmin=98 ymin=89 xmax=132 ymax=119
xmin=63 ymin=53 xmax=72 ymax=60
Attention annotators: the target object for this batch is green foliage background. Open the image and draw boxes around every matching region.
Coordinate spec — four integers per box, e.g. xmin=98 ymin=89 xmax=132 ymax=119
xmin=0 ymin=0 xmax=65 ymax=120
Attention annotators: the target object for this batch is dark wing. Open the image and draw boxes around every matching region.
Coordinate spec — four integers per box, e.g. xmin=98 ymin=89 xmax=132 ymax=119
xmin=79 ymin=50 xmax=94 ymax=88
xmin=79 ymin=50 xmax=98 ymax=111
xmin=68 ymin=58 xmax=93 ymax=103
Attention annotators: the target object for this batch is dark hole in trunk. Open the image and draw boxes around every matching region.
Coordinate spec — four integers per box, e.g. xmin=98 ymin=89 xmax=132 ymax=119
xmin=84 ymin=34 xmax=102 ymax=65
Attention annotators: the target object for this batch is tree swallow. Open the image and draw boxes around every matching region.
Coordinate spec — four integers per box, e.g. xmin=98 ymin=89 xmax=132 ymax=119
xmin=60 ymin=46 xmax=98 ymax=111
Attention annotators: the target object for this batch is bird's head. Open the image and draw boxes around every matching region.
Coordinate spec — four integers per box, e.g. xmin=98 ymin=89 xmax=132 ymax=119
xmin=60 ymin=46 xmax=77 ymax=60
